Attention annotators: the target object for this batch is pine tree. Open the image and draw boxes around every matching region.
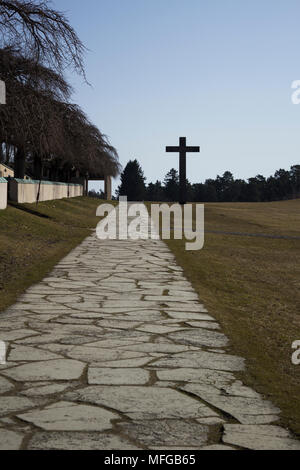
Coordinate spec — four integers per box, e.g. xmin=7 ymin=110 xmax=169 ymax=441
xmin=163 ymin=168 xmax=179 ymax=201
xmin=117 ymin=159 xmax=146 ymax=201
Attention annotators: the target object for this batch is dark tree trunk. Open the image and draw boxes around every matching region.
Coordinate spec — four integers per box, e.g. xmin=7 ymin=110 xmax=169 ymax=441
xmin=33 ymin=155 xmax=42 ymax=180
xmin=14 ymin=148 xmax=25 ymax=178
xmin=5 ymin=144 xmax=11 ymax=165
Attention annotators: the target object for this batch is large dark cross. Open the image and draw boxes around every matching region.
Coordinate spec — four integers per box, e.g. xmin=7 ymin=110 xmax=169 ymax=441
xmin=166 ymin=137 xmax=200 ymax=205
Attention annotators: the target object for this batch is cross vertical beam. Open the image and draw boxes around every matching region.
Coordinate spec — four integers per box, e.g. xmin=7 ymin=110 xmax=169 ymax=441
xmin=179 ymin=137 xmax=187 ymax=206
xmin=166 ymin=137 xmax=200 ymax=205
xmin=0 ymin=80 xmax=6 ymax=105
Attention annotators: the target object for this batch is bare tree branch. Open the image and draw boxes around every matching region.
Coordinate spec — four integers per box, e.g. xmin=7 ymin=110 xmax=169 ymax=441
xmin=0 ymin=48 xmax=120 ymax=179
xmin=0 ymin=0 xmax=86 ymax=78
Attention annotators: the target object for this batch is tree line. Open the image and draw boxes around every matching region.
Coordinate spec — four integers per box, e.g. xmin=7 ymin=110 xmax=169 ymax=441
xmin=117 ymin=160 xmax=300 ymax=202
xmin=0 ymin=0 xmax=120 ymax=182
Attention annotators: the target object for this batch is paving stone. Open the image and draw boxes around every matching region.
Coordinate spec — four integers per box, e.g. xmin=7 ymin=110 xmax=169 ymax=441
xmin=156 ymin=368 xmax=236 ymax=386
xmin=46 ymin=295 xmax=83 ymax=303
xmin=0 ymin=397 xmax=36 ymax=416
xmin=17 ymin=401 xmax=119 ymax=431
xmin=83 ymin=337 xmax=150 ymax=349
xmin=223 ymin=424 xmax=300 ymax=450
xmin=150 ymin=351 xmax=245 ymax=371
xmin=51 ymin=318 xmax=94 ymax=325
xmin=0 ymin=309 xmax=32 ymax=319
xmin=0 ymin=362 xmax=20 ymax=370
xmin=88 ymin=368 xmax=150 ymax=385
xmin=91 ymin=357 xmax=152 ymax=368
xmin=0 ymin=320 xmax=27 ymax=329
xmin=168 ymin=328 xmax=228 ymax=348
xmin=201 ymin=445 xmax=235 ymax=450
xmin=0 ymin=430 xmax=24 ymax=450
xmin=166 ymin=311 xmax=215 ymax=321
xmin=232 ymin=414 xmax=280 ymax=425
xmin=117 ymin=342 xmax=192 ymax=354
xmin=118 ymin=420 xmax=208 ymax=447
xmin=15 ymin=333 xmax=68 ymax=345
xmin=122 ymin=311 xmax=163 ymax=321
xmin=154 ymin=381 xmax=177 ymax=388
xmin=59 ymin=336 xmax=100 ymax=345
xmin=102 ymin=301 xmax=159 ymax=309
xmin=70 ymin=312 xmax=105 ymax=319
xmin=66 ymin=346 xmax=145 ymax=363
xmin=8 ymin=345 xmax=62 ymax=361
xmin=137 ymin=324 xmax=185 ymax=334
xmin=65 ymin=386 xmax=218 ymax=420
xmin=0 ymin=417 xmax=16 ymax=425
xmin=144 ymin=295 xmax=198 ymax=302
xmin=99 ymin=330 xmax=152 ymax=341
xmin=196 ymin=417 xmax=226 ymax=425
xmin=165 ymin=304 xmax=208 ymax=312
xmin=27 ymin=314 xmax=60 ymax=322
xmin=105 ymin=293 xmax=143 ymax=300
xmin=186 ymin=321 xmax=220 ymax=330
xmin=21 ymin=383 xmax=70 ymax=397
xmin=0 ymin=329 xmax=40 ymax=341
xmin=0 ymin=376 xmax=15 ymax=394
xmin=37 ymin=343 xmax=75 ymax=355
xmin=2 ymin=359 xmax=85 ymax=382
xmin=181 ymin=383 xmax=280 ymax=424
xmin=28 ymin=431 xmax=140 ymax=450
xmin=97 ymin=320 xmax=142 ymax=329
xmin=158 ymin=369 xmax=259 ymax=400
xmin=27 ymin=322 xmax=104 ymax=337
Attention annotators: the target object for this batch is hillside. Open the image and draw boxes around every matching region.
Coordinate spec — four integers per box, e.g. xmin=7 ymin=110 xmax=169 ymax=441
xmin=166 ymin=199 xmax=300 ymax=435
xmin=0 ymin=197 xmax=101 ymax=312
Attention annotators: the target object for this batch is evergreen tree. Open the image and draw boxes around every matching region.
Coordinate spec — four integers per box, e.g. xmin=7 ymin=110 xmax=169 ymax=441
xmin=290 ymin=165 xmax=300 ymax=197
xmin=163 ymin=168 xmax=179 ymax=201
xmin=146 ymin=181 xmax=165 ymax=201
xmin=117 ymin=159 xmax=146 ymax=201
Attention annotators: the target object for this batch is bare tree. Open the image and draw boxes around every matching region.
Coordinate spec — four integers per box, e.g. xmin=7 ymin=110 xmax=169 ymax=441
xmin=51 ymin=102 xmax=120 ymax=179
xmin=0 ymin=47 xmax=72 ymax=175
xmin=0 ymin=48 xmax=120 ymax=180
xmin=0 ymin=3 xmax=121 ymax=182
xmin=0 ymin=0 xmax=86 ymax=77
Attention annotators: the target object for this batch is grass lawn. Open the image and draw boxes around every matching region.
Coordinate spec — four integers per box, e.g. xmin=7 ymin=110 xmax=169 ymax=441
xmin=0 ymin=197 xmax=102 ymax=313
xmin=1 ymin=196 xmax=299 ymax=436
xmin=165 ymin=199 xmax=300 ymax=436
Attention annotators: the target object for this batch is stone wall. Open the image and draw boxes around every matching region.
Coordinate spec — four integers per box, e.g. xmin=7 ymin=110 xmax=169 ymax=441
xmin=0 ymin=177 xmax=7 ymax=209
xmin=8 ymin=179 xmax=83 ymax=204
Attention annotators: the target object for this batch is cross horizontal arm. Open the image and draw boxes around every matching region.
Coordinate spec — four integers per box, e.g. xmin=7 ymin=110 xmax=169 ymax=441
xmin=186 ymin=146 xmax=200 ymax=153
xmin=166 ymin=146 xmax=180 ymax=153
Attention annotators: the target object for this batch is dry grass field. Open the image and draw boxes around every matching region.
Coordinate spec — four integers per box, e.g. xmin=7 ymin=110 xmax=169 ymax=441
xmin=166 ymin=199 xmax=300 ymax=435
xmin=0 ymin=197 xmax=102 ymax=313
xmin=0 ymin=196 xmax=299 ymax=436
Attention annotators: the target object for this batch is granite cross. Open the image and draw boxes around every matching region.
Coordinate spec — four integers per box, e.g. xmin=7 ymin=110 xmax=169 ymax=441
xmin=166 ymin=137 xmax=200 ymax=204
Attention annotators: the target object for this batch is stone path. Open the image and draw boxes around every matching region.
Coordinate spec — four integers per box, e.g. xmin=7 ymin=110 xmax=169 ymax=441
xmin=0 ymin=205 xmax=300 ymax=450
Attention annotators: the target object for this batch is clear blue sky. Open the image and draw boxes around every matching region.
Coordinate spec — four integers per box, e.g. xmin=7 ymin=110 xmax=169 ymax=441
xmin=53 ymin=0 xmax=300 ymax=194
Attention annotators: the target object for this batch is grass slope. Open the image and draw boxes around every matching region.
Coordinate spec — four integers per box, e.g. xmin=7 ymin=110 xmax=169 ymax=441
xmin=166 ymin=199 xmax=300 ymax=436
xmin=1 ymin=196 xmax=299 ymax=435
xmin=0 ymin=197 xmax=102 ymax=313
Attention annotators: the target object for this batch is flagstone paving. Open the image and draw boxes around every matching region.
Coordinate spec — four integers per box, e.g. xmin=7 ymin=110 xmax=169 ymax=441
xmin=0 ymin=205 xmax=300 ymax=450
